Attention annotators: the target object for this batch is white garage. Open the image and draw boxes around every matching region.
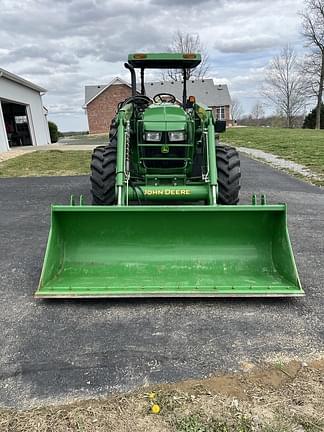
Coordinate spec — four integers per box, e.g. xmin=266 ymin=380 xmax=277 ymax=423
xmin=0 ymin=68 xmax=51 ymax=153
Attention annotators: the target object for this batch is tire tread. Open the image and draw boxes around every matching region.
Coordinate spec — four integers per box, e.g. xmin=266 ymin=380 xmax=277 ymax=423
xmin=216 ymin=145 xmax=241 ymax=205
xmin=90 ymin=139 xmax=117 ymax=205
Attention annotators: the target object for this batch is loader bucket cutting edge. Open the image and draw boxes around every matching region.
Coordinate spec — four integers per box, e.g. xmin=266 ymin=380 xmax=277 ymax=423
xmin=35 ymin=205 xmax=303 ymax=298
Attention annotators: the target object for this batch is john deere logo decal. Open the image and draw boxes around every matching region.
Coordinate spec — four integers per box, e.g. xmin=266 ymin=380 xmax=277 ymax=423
xmin=144 ymin=189 xmax=191 ymax=196
xmin=161 ymin=145 xmax=169 ymax=154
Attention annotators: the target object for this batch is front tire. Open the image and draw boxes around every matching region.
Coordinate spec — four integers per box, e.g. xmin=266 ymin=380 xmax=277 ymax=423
xmin=90 ymin=140 xmax=117 ymax=205
xmin=216 ymin=145 xmax=241 ymax=205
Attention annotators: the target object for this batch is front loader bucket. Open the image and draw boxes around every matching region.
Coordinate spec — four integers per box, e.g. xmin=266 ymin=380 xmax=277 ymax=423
xmin=35 ymin=205 xmax=303 ymax=298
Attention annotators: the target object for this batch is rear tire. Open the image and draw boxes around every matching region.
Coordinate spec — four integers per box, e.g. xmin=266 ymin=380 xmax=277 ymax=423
xmin=90 ymin=140 xmax=117 ymax=205
xmin=216 ymin=145 xmax=241 ymax=205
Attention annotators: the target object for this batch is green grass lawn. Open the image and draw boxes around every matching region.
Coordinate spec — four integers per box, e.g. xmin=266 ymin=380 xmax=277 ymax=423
xmin=1 ymin=128 xmax=323 ymax=182
xmin=224 ymin=127 xmax=324 ymax=184
xmin=0 ymin=150 xmax=92 ymax=177
xmin=58 ymin=133 xmax=108 ymax=146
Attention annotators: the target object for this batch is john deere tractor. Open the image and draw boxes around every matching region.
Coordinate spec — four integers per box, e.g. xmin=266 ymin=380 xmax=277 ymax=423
xmin=90 ymin=53 xmax=240 ymax=207
xmin=35 ymin=53 xmax=303 ymax=298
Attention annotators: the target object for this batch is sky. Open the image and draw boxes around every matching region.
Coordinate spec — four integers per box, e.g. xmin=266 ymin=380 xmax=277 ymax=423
xmin=0 ymin=0 xmax=306 ymax=131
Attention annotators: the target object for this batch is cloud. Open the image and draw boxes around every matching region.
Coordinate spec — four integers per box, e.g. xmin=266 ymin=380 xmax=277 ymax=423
xmin=150 ymin=0 xmax=215 ymax=6
xmin=217 ymin=35 xmax=282 ymax=53
xmin=1 ymin=45 xmax=79 ymax=66
xmin=0 ymin=0 xmax=305 ymax=129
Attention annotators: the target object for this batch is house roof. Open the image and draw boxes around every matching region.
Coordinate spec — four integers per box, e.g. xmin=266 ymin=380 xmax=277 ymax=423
xmin=0 ymin=68 xmax=47 ymax=93
xmin=84 ymin=77 xmax=131 ymax=106
xmin=84 ymin=77 xmax=231 ymax=107
xmin=145 ymin=79 xmax=231 ymax=107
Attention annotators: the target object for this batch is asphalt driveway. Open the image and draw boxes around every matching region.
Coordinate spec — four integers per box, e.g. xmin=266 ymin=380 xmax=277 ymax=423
xmin=0 ymin=155 xmax=323 ymax=408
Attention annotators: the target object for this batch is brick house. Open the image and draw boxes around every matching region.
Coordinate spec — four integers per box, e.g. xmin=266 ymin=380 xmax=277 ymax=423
xmin=84 ymin=77 xmax=132 ymax=134
xmin=84 ymin=77 xmax=232 ymax=134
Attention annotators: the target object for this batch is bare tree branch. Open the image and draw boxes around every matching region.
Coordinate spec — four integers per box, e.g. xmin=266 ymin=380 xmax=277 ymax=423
xmin=230 ymin=98 xmax=243 ymax=121
xmin=162 ymin=31 xmax=209 ymax=81
xmin=300 ymin=0 xmax=324 ymax=129
xmin=301 ymin=51 xmax=323 ymax=97
xmin=250 ymin=101 xmax=265 ymax=126
xmin=262 ymin=46 xmax=306 ymax=128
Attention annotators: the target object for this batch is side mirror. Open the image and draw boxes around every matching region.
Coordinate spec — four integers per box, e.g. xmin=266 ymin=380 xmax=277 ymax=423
xmin=215 ymin=120 xmax=226 ymax=133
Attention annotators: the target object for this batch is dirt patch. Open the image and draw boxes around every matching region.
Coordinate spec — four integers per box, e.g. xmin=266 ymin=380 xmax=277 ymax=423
xmin=162 ymin=360 xmax=305 ymax=397
xmin=0 ymin=148 xmax=35 ymax=162
xmin=1 ymin=358 xmax=323 ymax=431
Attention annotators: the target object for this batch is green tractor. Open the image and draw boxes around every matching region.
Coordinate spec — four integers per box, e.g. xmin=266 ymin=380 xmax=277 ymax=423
xmin=91 ymin=53 xmax=239 ymax=207
xmin=35 ymin=53 xmax=303 ymax=298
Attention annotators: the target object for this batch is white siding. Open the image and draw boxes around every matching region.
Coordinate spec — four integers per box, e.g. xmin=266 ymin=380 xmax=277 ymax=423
xmin=0 ymin=77 xmax=50 ymax=153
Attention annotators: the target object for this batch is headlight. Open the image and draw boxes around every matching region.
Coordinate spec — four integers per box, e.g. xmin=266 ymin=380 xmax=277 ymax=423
xmin=168 ymin=131 xmax=186 ymax=142
xmin=145 ymin=132 xmax=162 ymax=142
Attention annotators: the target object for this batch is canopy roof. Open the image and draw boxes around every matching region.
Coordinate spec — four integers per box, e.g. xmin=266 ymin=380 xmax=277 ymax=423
xmin=128 ymin=53 xmax=201 ymax=69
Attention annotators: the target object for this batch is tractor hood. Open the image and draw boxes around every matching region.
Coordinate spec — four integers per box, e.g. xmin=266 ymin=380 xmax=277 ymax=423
xmin=143 ymin=104 xmax=187 ymax=131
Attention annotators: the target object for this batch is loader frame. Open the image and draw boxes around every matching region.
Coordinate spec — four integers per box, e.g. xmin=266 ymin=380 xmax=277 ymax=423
xmin=34 ymin=52 xmax=304 ymax=299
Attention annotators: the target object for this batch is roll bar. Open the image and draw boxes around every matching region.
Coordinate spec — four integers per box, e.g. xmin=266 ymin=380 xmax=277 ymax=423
xmin=124 ymin=62 xmax=187 ymax=105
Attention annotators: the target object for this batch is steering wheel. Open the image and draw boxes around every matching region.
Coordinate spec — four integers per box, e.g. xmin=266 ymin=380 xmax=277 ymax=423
xmin=153 ymin=93 xmax=176 ymax=104
xmin=125 ymin=95 xmax=152 ymax=105
xmin=120 ymin=95 xmax=152 ymax=110
xmin=133 ymin=95 xmax=152 ymax=104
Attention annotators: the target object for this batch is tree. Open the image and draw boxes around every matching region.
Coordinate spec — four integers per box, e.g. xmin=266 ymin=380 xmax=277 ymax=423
xmin=301 ymin=51 xmax=323 ymax=98
xmin=303 ymin=103 xmax=324 ymax=127
xmin=262 ymin=46 xmax=306 ymax=128
xmin=48 ymin=121 xmax=59 ymax=143
xmin=300 ymin=0 xmax=324 ymax=129
xmin=251 ymin=101 xmax=265 ymax=125
xmin=164 ymin=31 xmax=209 ymax=81
xmin=230 ymin=98 xmax=243 ymax=122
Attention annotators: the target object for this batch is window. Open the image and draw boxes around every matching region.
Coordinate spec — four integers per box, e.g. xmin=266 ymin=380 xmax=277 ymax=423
xmin=215 ymin=106 xmax=225 ymax=120
xmin=15 ymin=115 xmax=28 ymax=124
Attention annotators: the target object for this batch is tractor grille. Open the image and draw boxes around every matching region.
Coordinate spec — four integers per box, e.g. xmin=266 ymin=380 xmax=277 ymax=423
xmin=141 ymin=146 xmax=187 ymax=168
xmin=139 ymin=132 xmax=190 ymax=169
